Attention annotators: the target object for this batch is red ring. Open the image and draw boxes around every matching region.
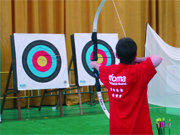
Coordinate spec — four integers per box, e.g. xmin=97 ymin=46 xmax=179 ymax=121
xmin=32 ymin=51 xmax=52 ymax=72
xmin=90 ymin=49 xmax=107 ymax=65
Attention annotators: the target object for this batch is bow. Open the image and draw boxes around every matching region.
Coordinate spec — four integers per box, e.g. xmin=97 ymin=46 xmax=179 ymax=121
xmin=91 ymin=0 xmax=110 ymax=119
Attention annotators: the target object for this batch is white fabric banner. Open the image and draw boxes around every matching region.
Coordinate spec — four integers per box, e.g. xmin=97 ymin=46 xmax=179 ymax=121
xmin=145 ymin=24 xmax=180 ymax=108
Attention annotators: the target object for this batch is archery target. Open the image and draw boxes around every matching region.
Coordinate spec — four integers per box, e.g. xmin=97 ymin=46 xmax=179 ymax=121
xmin=12 ymin=33 xmax=69 ymax=90
xmin=72 ymin=33 xmax=119 ymax=86
xmin=82 ymin=39 xmax=115 ymax=77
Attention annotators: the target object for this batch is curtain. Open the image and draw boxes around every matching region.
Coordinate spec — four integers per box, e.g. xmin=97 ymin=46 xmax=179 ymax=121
xmin=145 ymin=24 xmax=180 ymax=108
xmin=0 ymin=0 xmax=180 ymax=108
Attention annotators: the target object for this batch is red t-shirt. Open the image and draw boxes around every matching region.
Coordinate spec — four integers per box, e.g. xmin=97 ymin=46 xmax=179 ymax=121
xmin=99 ymin=58 xmax=156 ymax=135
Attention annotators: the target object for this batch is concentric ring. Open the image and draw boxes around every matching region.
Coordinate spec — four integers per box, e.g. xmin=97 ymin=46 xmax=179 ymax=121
xmin=82 ymin=39 xmax=115 ymax=77
xmin=32 ymin=51 xmax=52 ymax=72
xmin=22 ymin=40 xmax=61 ymax=82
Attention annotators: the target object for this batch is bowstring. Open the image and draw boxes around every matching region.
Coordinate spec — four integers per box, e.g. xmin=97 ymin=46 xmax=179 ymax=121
xmin=112 ymin=0 xmax=127 ymax=37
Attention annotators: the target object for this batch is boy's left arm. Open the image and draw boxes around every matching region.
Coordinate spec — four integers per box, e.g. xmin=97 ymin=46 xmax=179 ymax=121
xmin=90 ymin=61 xmax=109 ymax=86
xmin=90 ymin=61 xmax=100 ymax=71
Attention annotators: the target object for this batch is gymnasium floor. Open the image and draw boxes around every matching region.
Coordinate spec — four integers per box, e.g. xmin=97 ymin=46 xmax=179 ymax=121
xmin=0 ymin=102 xmax=180 ymax=135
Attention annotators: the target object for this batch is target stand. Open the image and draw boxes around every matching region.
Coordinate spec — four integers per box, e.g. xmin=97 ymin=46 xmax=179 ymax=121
xmin=1 ymin=33 xmax=70 ymax=121
xmin=0 ymin=64 xmax=22 ymax=120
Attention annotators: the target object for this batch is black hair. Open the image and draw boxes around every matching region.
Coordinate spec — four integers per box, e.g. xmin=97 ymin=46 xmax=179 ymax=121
xmin=116 ymin=37 xmax=137 ymax=64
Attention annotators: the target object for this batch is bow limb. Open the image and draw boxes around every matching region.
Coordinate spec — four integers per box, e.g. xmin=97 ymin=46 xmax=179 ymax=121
xmin=91 ymin=0 xmax=110 ymax=119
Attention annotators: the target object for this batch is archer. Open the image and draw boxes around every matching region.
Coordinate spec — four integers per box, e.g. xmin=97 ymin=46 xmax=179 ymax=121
xmin=90 ymin=37 xmax=162 ymax=135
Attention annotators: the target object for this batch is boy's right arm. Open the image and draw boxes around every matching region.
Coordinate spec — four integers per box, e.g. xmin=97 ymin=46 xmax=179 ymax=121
xmin=135 ymin=55 xmax=162 ymax=67
xmin=149 ymin=55 xmax=163 ymax=67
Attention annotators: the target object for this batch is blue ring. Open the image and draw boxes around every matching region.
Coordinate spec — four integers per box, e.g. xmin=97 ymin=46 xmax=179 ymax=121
xmin=27 ymin=45 xmax=57 ymax=78
xmin=86 ymin=44 xmax=112 ymax=71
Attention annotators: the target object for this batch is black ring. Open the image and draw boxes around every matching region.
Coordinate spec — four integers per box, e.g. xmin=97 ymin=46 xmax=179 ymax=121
xmin=81 ymin=39 xmax=115 ymax=77
xmin=22 ymin=40 xmax=61 ymax=83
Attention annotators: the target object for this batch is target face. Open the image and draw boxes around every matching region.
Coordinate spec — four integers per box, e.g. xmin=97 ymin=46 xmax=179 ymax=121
xmin=82 ymin=39 xmax=115 ymax=77
xmin=71 ymin=33 xmax=119 ymax=86
xmin=22 ymin=40 xmax=61 ymax=82
xmin=11 ymin=33 xmax=69 ymax=90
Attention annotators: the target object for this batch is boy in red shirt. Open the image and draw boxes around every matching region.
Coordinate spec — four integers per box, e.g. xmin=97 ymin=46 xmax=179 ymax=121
xmin=90 ymin=37 xmax=162 ymax=135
